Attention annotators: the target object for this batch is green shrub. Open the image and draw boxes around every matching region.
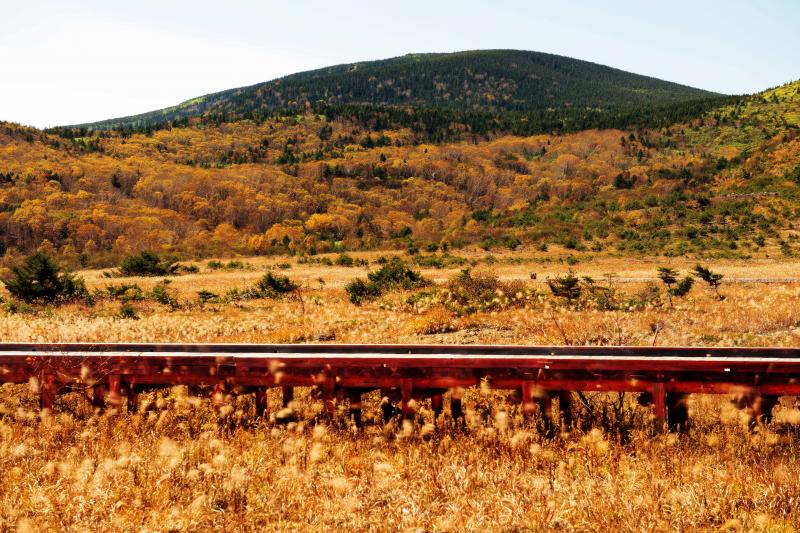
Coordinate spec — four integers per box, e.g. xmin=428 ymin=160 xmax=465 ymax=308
xmin=412 ymin=253 xmax=467 ymax=269
xmin=1 ymin=252 xmax=88 ymax=304
xmin=254 ymin=272 xmax=299 ymax=298
xmin=344 ymin=278 xmax=382 ymax=305
xmin=100 ymin=283 xmax=145 ymax=301
xmin=613 ymin=173 xmax=637 ymax=189
xmin=547 ymin=271 xmax=582 ymax=303
xmin=671 ymin=276 xmax=694 ymax=298
xmin=346 ymin=258 xmax=427 ymax=304
xmin=692 ymin=264 xmax=725 ymax=300
xmin=786 ymin=164 xmax=800 ymax=184
xmin=501 ymin=234 xmax=522 ymax=250
xmin=149 ymin=282 xmax=179 ymax=309
xmin=119 ymin=251 xmax=179 ymax=277
xmin=335 ymin=253 xmax=355 ymax=267
xmin=178 ymin=264 xmax=200 ymax=274
xmin=208 ymin=260 xmax=224 ymax=270
xmin=197 ymin=289 xmax=220 ymax=303
xmin=116 ymin=302 xmax=140 ymax=320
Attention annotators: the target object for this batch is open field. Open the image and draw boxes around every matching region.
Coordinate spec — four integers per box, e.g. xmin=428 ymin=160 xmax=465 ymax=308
xmin=3 ymin=251 xmax=800 ymax=530
xmin=3 ymin=250 xmax=800 ymax=346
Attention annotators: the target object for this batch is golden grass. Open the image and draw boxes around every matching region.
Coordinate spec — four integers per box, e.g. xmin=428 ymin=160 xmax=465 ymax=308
xmin=3 ymin=252 xmax=800 ymax=530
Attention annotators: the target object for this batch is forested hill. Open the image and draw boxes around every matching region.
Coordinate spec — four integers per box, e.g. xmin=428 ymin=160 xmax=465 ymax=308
xmin=73 ymin=50 xmax=721 ymax=131
xmin=3 ymin=79 xmax=799 ymax=267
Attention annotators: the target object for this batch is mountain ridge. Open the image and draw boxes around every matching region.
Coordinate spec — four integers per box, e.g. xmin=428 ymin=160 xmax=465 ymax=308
xmin=71 ymin=49 xmax=722 ymax=130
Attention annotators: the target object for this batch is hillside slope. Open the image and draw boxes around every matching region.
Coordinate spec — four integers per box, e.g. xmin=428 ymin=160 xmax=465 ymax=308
xmin=1 ymin=80 xmax=798 ymax=267
xmin=74 ymin=50 xmax=720 ymax=130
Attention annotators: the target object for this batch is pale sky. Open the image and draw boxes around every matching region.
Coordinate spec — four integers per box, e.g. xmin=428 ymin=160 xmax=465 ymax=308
xmin=2 ymin=0 xmax=798 ymax=128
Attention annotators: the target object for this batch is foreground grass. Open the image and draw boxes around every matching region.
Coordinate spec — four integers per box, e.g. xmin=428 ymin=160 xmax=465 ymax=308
xmin=3 ymin=253 xmax=800 ymax=530
xmin=1 ymin=388 xmax=800 ymax=531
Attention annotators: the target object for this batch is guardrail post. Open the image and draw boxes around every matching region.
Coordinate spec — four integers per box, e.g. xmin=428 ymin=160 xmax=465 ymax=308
xmin=450 ymin=391 xmax=465 ymax=425
xmin=556 ymin=391 xmax=573 ymax=430
xmin=348 ymin=390 xmax=363 ymax=428
xmin=282 ymin=386 xmax=294 ymax=407
xmin=401 ymin=378 xmax=414 ymax=420
xmin=127 ymin=380 xmax=140 ymax=414
xmin=39 ymin=374 xmax=57 ymax=411
xmin=431 ymin=393 xmax=443 ymax=425
xmin=255 ymin=387 xmax=269 ymax=418
xmin=108 ymin=375 xmax=122 ymax=411
xmin=666 ymin=392 xmax=689 ymax=431
xmin=92 ymin=382 xmax=108 ymax=411
xmin=322 ymin=376 xmax=336 ymax=418
xmin=652 ymin=382 xmax=667 ymax=432
xmin=522 ymin=380 xmax=537 ymax=419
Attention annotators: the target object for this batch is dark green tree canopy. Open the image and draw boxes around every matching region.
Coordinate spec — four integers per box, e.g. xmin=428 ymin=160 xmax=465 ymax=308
xmin=2 ymin=252 xmax=87 ymax=303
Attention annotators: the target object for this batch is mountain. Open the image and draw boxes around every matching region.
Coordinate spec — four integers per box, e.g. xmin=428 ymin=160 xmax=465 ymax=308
xmin=3 ymin=78 xmax=798 ymax=267
xmin=73 ymin=50 xmax=721 ymax=131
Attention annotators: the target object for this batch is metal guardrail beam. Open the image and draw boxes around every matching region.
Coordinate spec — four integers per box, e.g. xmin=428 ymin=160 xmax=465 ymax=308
xmin=1 ymin=343 xmax=798 ymax=431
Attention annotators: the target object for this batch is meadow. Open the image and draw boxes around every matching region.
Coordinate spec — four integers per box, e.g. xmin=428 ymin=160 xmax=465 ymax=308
xmin=3 ymin=250 xmax=800 ymax=531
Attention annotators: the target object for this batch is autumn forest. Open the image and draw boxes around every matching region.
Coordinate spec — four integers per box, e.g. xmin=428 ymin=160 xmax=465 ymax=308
xmin=0 ymin=63 xmax=798 ymax=269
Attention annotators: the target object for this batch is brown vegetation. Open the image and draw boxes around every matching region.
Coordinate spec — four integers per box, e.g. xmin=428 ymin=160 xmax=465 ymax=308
xmin=0 ymin=80 xmax=798 ymax=267
xmin=2 ymin=253 xmax=800 ymax=529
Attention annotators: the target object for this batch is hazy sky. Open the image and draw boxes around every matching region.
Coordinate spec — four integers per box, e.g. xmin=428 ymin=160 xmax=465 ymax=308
xmin=2 ymin=0 xmax=798 ymax=128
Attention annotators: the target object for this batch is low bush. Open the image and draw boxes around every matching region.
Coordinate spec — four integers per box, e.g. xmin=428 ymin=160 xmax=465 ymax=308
xmin=149 ymin=281 xmax=179 ymax=309
xmin=1 ymin=252 xmax=88 ymax=304
xmin=412 ymin=253 xmax=467 ymax=269
xmin=118 ymin=251 xmax=179 ymax=277
xmin=197 ymin=289 xmax=220 ymax=303
xmin=255 ymin=272 xmax=299 ymax=298
xmin=116 ymin=302 xmax=140 ymax=320
xmin=547 ymin=271 xmax=621 ymax=310
xmin=99 ymin=283 xmax=145 ymax=301
xmin=408 ymin=269 xmax=537 ymax=315
xmin=346 ymin=258 xmax=427 ymax=304
xmin=547 ymin=271 xmax=582 ymax=304
xmin=335 ymin=253 xmax=354 ymax=267
xmin=693 ymin=264 xmax=725 ymax=300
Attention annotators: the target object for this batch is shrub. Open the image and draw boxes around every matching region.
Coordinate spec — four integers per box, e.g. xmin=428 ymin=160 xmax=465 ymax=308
xmin=346 ymin=258 xmax=427 ymax=304
xmin=197 ymin=289 xmax=220 ymax=303
xmin=547 ymin=271 xmax=582 ymax=303
xmin=412 ymin=253 xmax=467 ymax=269
xmin=178 ymin=264 xmax=200 ymax=274
xmin=580 ymin=277 xmax=620 ymax=311
xmin=149 ymin=282 xmax=179 ymax=309
xmin=671 ymin=276 xmax=695 ymax=298
xmin=100 ymin=283 xmax=145 ymax=301
xmin=408 ymin=269 xmax=536 ymax=315
xmin=501 ymin=234 xmax=522 ymax=250
xmin=613 ymin=172 xmax=637 ymax=189
xmin=119 ymin=251 xmax=179 ymax=277
xmin=208 ymin=260 xmax=224 ymax=270
xmin=116 ymin=302 xmax=140 ymax=320
xmin=335 ymin=254 xmax=355 ymax=267
xmin=344 ymin=278 xmax=382 ymax=305
xmin=254 ymin=272 xmax=299 ymax=298
xmin=692 ymin=264 xmax=725 ymax=300
xmin=787 ymin=164 xmax=800 ymax=184
xmin=657 ymin=267 xmax=689 ymax=306
xmin=1 ymin=252 xmax=87 ymax=304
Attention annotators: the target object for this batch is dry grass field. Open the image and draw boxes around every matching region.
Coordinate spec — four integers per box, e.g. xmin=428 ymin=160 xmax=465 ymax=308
xmin=3 ymin=250 xmax=800 ymax=531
